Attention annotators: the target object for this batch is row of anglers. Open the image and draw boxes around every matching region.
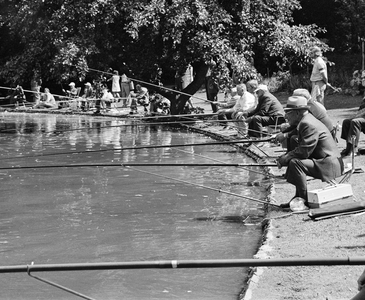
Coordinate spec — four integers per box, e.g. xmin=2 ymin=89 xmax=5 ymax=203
xmin=0 ymin=81 xmax=172 ymax=116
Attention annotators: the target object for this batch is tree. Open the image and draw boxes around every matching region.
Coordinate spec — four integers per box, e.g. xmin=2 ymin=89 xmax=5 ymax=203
xmin=0 ymin=0 xmax=329 ymax=113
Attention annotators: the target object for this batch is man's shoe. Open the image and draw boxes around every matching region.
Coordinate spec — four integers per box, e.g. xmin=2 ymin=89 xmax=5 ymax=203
xmin=340 ymin=148 xmax=351 ymax=157
xmin=280 ymin=202 xmax=291 ymax=209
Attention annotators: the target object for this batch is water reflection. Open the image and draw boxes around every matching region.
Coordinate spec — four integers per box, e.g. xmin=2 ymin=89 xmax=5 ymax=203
xmin=0 ymin=112 xmax=267 ymax=300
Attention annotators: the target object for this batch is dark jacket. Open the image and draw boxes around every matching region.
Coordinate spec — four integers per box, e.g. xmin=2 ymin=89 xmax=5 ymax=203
xmin=279 ymin=113 xmax=343 ymax=182
xmin=247 ymin=91 xmax=285 ymax=118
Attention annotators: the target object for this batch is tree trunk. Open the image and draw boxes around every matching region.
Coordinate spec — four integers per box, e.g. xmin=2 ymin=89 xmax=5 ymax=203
xmin=153 ymin=63 xmax=210 ymax=114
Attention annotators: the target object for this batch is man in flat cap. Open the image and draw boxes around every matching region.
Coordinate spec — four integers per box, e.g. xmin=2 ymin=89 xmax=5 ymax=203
xmin=277 ymin=95 xmax=343 ymax=208
xmin=309 ymin=46 xmax=328 ymax=105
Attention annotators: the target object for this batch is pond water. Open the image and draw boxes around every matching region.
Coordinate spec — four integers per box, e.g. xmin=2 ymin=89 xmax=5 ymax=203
xmin=0 ymin=112 xmax=267 ymax=300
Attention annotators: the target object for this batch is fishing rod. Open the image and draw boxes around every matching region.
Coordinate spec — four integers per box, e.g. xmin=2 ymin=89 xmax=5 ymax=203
xmin=0 ymin=137 xmax=273 ymax=161
xmin=0 ymin=162 xmax=277 ymax=171
xmin=0 ymin=85 xmax=74 ymax=102
xmin=86 ymin=67 xmax=212 ymax=104
xmin=175 ymin=148 xmax=274 ymax=177
xmin=124 ymin=165 xmax=280 ymax=207
xmin=0 ymin=256 xmax=360 ymax=273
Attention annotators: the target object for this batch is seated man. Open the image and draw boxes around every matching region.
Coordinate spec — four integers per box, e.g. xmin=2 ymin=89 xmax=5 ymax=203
xmin=81 ymin=82 xmax=94 ymax=111
xmin=33 ymin=88 xmax=57 ymax=109
xmin=340 ymin=105 xmax=365 ymax=157
xmin=149 ymin=93 xmax=170 ymax=115
xmin=130 ymin=84 xmax=149 ymax=113
xmin=62 ymin=82 xmax=78 ymax=98
xmin=230 ymin=83 xmax=256 ymax=136
xmin=277 ymin=96 xmax=343 ymax=208
xmin=275 ymin=88 xmax=335 ymax=151
xmin=244 ymin=84 xmax=286 ymax=138
xmin=93 ymin=86 xmax=114 ymax=115
xmin=212 ymin=87 xmax=240 ymax=126
xmin=9 ymin=85 xmax=27 ymax=105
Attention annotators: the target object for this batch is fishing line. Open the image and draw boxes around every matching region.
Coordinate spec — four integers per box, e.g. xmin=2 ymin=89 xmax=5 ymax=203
xmin=86 ymin=67 xmax=212 ymax=104
xmin=174 ymin=148 xmax=272 ymax=177
xmin=124 ymin=165 xmax=280 ymax=207
xmin=0 ymin=162 xmax=277 ymax=171
xmin=27 ymin=265 xmax=95 ymax=300
xmin=0 ymin=138 xmax=272 ymax=161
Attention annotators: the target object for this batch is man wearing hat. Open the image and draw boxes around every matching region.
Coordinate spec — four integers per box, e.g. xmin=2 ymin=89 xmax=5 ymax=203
xmin=63 ymin=82 xmax=78 ymax=98
xmin=277 ymin=95 xmax=343 ymax=208
xmin=275 ymin=88 xmax=335 ymax=151
xmin=310 ymin=46 xmax=328 ymax=105
xmin=243 ymin=84 xmax=286 ymax=138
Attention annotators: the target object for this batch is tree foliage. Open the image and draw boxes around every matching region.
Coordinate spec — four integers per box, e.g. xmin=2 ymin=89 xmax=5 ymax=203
xmin=0 ymin=0 xmax=330 ymax=112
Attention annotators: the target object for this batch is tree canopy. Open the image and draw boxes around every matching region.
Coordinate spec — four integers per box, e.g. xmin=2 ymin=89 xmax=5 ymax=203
xmin=0 ymin=0 xmax=333 ymax=112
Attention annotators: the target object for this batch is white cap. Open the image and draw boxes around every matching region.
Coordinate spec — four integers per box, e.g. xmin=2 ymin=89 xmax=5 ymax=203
xmin=69 ymin=82 xmax=75 ymax=86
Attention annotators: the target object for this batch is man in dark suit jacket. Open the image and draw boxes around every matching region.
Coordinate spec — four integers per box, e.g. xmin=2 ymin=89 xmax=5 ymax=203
xmin=277 ymin=96 xmax=343 ymax=208
xmin=244 ymin=84 xmax=286 ymax=138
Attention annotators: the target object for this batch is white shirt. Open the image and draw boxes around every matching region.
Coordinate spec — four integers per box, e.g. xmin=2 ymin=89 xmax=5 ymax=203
xmin=232 ymin=92 xmax=256 ymax=112
xmin=102 ymin=90 xmax=114 ymax=101
xmin=310 ymin=56 xmax=327 ymax=82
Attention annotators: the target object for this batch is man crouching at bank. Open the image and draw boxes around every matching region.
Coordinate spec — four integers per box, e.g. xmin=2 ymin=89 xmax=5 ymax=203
xmin=277 ymin=96 xmax=343 ymax=209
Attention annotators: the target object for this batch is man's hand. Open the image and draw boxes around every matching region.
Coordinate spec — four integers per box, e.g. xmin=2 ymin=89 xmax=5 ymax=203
xmin=235 ymin=111 xmax=244 ymax=119
xmin=276 ymin=159 xmax=282 ymax=169
xmin=274 ymin=133 xmax=287 ymax=143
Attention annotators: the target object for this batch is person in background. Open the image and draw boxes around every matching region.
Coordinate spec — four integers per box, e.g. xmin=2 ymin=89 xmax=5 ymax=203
xmin=81 ymin=82 xmax=93 ymax=111
xmin=33 ymin=88 xmax=57 ymax=109
xmin=101 ymin=86 xmax=114 ymax=111
xmin=120 ymin=73 xmax=133 ymax=108
xmin=109 ymin=70 xmax=121 ymax=99
xmin=229 ymin=84 xmax=256 ymax=136
xmin=212 ymin=87 xmax=240 ymax=127
xmin=339 ymin=105 xmax=365 ymax=157
xmin=309 ymin=46 xmax=328 ymax=105
xmin=243 ymin=84 xmax=286 ymax=138
xmin=130 ymin=84 xmax=149 ymax=114
xmin=277 ymin=96 xmax=343 ymax=209
xmin=350 ymin=269 xmax=365 ymax=300
xmin=63 ymin=82 xmax=78 ymax=98
xmin=9 ymin=85 xmax=27 ymax=106
xmin=149 ymin=93 xmax=171 ymax=115
xmin=205 ymin=61 xmax=219 ymax=113
xmin=245 ymin=79 xmax=259 ymax=107
xmin=30 ymin=73 xmax=42 ymax=105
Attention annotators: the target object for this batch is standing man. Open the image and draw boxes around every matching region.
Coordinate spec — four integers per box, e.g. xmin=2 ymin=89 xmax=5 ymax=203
xmin=243 ymin=84 xmax=285 ymax=138
xmin=30 ymin=73 xmax=42 ymax=105
xmin=310 ymin=46 xmax=328 ymax=105
xmin=205 ymin=61 xmax=219 ymax=113
xmin=277 ymin=96 xmax=343 ymax=208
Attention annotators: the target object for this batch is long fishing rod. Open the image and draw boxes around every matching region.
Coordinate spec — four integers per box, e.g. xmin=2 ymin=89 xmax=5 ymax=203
xmin=0 ymin=162 xmax=277 ymax=171
xmin=125 ymin=165 xmax=280 ymax=207
xmin=175 ymin=148 xmax=274 ymax=177
xmin=0 ymin=86 xmax=74 ymax=102
xmin=0 ymin=137 xmax=273 ymax=161
xmin=1 ymin=257 xmax=364 ymax=273
xmin=87 ymin=67 xmax=212 ymax=104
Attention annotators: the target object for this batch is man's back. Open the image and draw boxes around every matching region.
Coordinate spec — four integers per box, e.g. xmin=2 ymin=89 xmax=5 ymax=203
xmin=250 ymin=91 xmax=284 ymax=117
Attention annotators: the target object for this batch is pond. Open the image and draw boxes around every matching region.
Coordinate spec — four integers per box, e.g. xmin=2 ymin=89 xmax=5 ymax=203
xmin=0 ymin=112 xmax=268 ymax=300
